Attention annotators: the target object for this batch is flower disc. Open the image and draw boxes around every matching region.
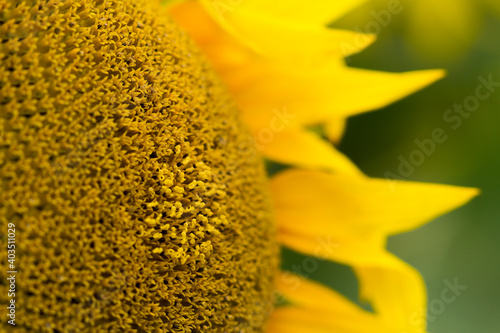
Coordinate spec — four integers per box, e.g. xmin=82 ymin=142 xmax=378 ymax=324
xmin=0 ymin=0 xmax=278 ymax=331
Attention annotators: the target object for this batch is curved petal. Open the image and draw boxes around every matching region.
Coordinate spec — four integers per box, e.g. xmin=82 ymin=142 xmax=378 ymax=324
xmin=267 ymin=306 xmax=390 ymax=333
xmin=271 ymin=169 xmax=478 ymax=237
xmin=266 ymin=273 xmax=393 ymax=333
xmin=234 ymin=67 xmax=445 ymax=127
xmin=278 ymin=230 xmax=388 ymax=266
xmin=198 ymin=0 xmax=373 ymax=59
xmin=354 ymin=257 xmax=428 ymax=333
xmin=325 ymin=118 xmax=347 ymax=144
xmin=276 ymin=235 xmax=428 ymax=333
xmin=271 ymin=169 xmax=476 ymax=332
xmin=170 ymin=2 xmax=444 ymax=132
xmin=255 ymin=129 xmax=361 ymax=175
xmin=200 ymin=0 xmax=369 ymax=27
xmin=277 ymin=272 xmax=363 ymax=313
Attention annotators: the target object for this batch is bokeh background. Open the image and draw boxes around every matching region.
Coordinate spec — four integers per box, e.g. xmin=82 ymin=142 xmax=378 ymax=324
xmin=283 ymin=1 xmax=500 ymax=332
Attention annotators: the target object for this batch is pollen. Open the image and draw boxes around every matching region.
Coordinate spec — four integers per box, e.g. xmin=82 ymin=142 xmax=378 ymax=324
xmin=0 ymin=0 xmax=278 ymax=331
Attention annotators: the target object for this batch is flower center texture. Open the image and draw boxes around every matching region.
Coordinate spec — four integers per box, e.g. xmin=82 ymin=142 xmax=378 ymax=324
xmin=0 ymin=0 xmax=278 ymax=331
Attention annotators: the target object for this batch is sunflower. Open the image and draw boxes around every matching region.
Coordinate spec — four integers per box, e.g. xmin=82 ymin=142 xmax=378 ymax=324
xmin=0 ymin=0 xmax=477 ymax=332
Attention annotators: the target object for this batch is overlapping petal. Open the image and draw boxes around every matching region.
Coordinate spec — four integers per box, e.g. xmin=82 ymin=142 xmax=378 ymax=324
xmin=272 ymin=168 xmax=477 ymax=293
xmin=198 ymin=0 xmax=372 ymax=59
xmin=201 ymin=0 xmax=369 ymax=27
xmin=267 ymin=273 xmax=392 ymax=333
xmin=235 ymin=66 xmax=445 ymax=128
xmin=170 ymin=1 xmax=446 ymax=149
xmin=271 ymin=169 xmax=479 ymax=237
xmin=169 ymin=1 xmax=479 ymax=332
xmin=354 ymin=258 xmax=427 ymax=333
xmin=324 ymin=118 xmax=347 ymax=144
xmin=271 ymin=169 xmax=477 ymax=332
xmin=275 ymin=232 xmax=428 ymax=332
xmin=256 ymin=129 xmax=361 ymax=175
xmin=170 ymin=1 xmax=445 ymax=173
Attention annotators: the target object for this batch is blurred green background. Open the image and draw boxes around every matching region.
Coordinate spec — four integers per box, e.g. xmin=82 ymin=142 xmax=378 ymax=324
xmin=283 ymin=1 xmax=500 ymax=332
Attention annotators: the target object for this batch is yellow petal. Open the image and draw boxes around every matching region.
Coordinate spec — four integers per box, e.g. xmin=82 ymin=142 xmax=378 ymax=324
xmin=266 ymin=272 xmax=392 ymax=333
xmin=235 ymin=67 xmax=445 ymax=127
xmin=324 ymin=118 xmax=347 ymax=144
xmin=171 ymin=3 xmax=440 ymax=130
xmin=277 ymin=271 xmax=368 ymax=313
xmin=273 ymin=245 xmax=429 ymax=333
xmin=267 ymin=306 xmax=391 ymax=333
xmin=354 ymin=255 xmax=428 ymax=333
xmin=271 ymin=169 xmax=478 ymax=237
xmin=255 ymin=129 xmax=361 ymax=175
xmin=275 ymin=240 xmax=428 ymax=332
xmin=272 ymin=169 xmax=476 ymax=331
xmin=169 ymin=0 xmax=255 ymax=83
xmin=201 ymin=0 xmax=369 ymax=27
xmin=278 ymin=230 xmax=388 ymax=266
xmin=198 ymin=0 xmax=374 ymax=59
xmin=169 ymin=1 xmax=234 ymax=51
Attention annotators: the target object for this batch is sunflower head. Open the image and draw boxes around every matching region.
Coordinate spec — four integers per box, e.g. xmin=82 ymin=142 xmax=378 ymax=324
xmin=0 ymin=0 xmax=277 ymax=331
xmin=1 ymin=0 xmax=481 ymax=332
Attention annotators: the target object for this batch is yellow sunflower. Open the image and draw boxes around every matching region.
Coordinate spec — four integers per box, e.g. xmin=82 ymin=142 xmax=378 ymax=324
xmin=0 ymin=0 xmax=477 ymax=332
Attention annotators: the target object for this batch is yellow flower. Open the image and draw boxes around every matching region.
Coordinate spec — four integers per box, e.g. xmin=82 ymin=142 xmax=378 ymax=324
xmin=169 ymin=1 xmax=479 ymax=332
xmin=0 ymin=0 xmax=477 ymax=332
